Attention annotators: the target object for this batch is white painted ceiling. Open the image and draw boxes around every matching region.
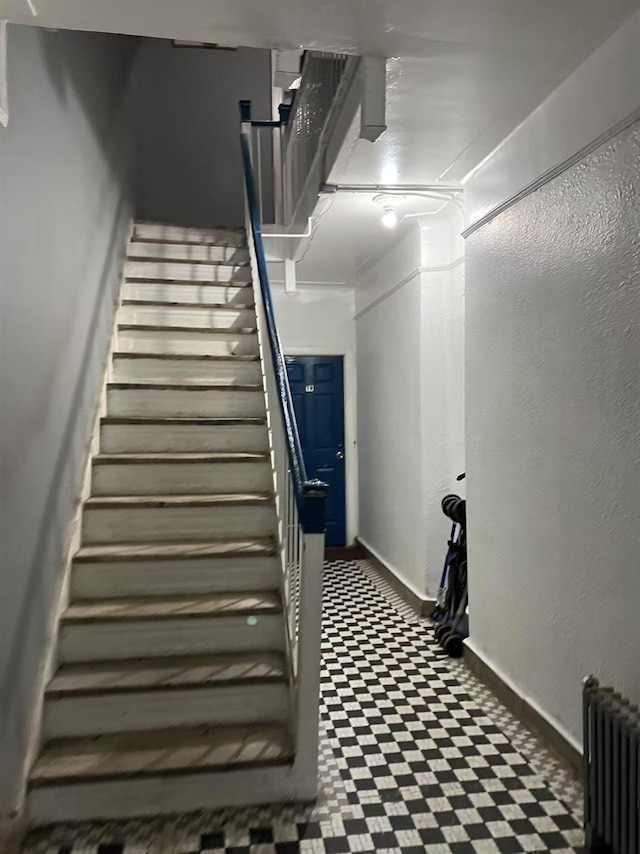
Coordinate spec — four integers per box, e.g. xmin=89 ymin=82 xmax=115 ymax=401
xmin=268 ymin=190 xmax=451 ymax=285
xmin=2 ymin=0 xmax=636 ymax=60
xmin=4 ymin=0 xmax=637 ymax=187
xmin=5 ymin=0 xmax=637 ymax=282
xmin=326 ymin=1 xmax=640 ymax=186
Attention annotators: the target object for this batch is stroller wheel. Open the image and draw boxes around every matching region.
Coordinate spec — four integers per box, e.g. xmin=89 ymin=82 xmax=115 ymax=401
xmin=438 ymin=629 xmax=451 ymax=649
xmin=442 ymin=495 xmax=460 ymax=520
xmin=444 ymin=633 xmax=464 ymax=658
xmin=434 ymin=624 xmax=450 ymax=644
xmin=451 ymin=498 xmax=466 ymax=525
xmin=441 ymin=494 xmax=458 ymax=514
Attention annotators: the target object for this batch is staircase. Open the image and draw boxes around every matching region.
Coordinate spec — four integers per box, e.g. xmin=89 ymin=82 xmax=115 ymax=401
xmin=26 ymin=222 xmax=299 ymax=825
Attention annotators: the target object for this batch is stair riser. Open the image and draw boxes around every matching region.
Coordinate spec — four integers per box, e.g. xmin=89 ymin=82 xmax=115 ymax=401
xmin=122 ymin=282 xmax=252 ymax=306
xmin=59 ymin=615 xmax=285 ymax=662
xmin=128 ymin=241 xmax=249 ymax=265
xmin=133 ymin=223 xmax=246 ymax=246
xmin=107 ymin=388 xmax=265 ymax=418
xmin=118 ymin=305 xmax=255 ymax=329
xmin=83 ymin=504 xmax=276 ymax=544
xmin=126 ymin=261 xmax=251 ymax=284
xmin=92 ymin=462 xmax=272 ymax=495
xmin=100 ymin=423 xmax=268 ymax=454
xmin=27 ymin=764 xmax=298 ymax=825
xmin=116 ymin=328 xmax=259 ymax=357
xmin=71 ymin=556 xmax=280 ymax=599
xmin=43 ymin=683 xmax=289 ymax=738
xmin=112 ymin=357 xmax=261 ymax=384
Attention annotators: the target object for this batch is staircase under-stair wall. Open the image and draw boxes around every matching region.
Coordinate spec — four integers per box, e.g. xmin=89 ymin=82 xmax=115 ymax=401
xmin=25 ymin=220 xmax=324 ymax=826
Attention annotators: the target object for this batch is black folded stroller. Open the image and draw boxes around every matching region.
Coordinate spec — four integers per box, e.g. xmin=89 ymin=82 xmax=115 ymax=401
xmin=430 ymin=475 xmax=467 ymax=658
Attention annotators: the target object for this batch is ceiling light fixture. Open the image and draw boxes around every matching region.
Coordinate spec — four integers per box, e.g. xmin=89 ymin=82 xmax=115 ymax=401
xmin=367 ymin=189 xmax=464 ymax=230
xmin=381 ymin=207 xmax=398 ymax=229
xmin=373 ymin=194 xmax=402 ymax=229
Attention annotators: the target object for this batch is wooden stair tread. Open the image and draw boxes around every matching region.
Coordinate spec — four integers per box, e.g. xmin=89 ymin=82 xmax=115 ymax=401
xmin=112 ymin=351 xmax=259 ymax=362
xmin=130 ymin=225 xmax=247 ymax=250
xmin=117 ymin=323 xmax=257 ymax=334
xmin=134 ymin=220 xmax=245 ymax=234
xmin=74 ymin=538 xmax=277 ymax=562
xmin=107 ymin=380 xmax=262 ymax=390
xmin=63 ymin=591 xmax=282 ymax=622
xmin=85 ymin=493 xmax=272 ymax=508
xmin=126 ymin=255 xmax=250 ymax=268
xmin=47 ymin=651 xmax=287 ymax=696
xmin=132 ymin=239 xmax=247 ymax=250
xmin=30 ymin=724 xmax=292 ymax=786
xmin=101 ymin=416 xmax=266 ymax=425
xmin=133 ymin=238 xmax=248 ymax=248
xmin=125 ymin=277 xmax=252 ymax=287
xmin=93 ymin=452 xmax=269 ymax=465
xmin=121 ymin=299 xmax=254 ymax=310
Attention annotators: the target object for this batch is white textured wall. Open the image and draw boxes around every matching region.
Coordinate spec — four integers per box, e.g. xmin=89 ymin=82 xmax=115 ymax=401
xmin=464 ymin=14 xmax=640 ymax=744
xmin=420 ymin=218 xmax=466 ymax=593
xmin=270 ymin=282 xmax=358 ymax=542
xmin=130 ymin=40 xmax=272 ymax=228
xmin=357 ymin=268 xmax=426 ymax=591
xmin=0 ymin=26 xmax=137 ymax=811
xmin=464 ymin=9 xmax=640 ymax=229
xmin=356 ymin=219 xmax=465 ymax=597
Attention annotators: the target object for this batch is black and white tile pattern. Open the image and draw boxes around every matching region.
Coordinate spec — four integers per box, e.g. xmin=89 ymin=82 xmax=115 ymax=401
xmin=24 ymin=560 xmax=584 ymax=853
xmin=356 ymin=560 xmax=584 ymax=818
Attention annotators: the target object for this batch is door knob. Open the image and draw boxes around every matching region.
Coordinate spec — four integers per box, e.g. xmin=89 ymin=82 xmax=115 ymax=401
xmin=336 ymin=450 xmax=344 ymax=460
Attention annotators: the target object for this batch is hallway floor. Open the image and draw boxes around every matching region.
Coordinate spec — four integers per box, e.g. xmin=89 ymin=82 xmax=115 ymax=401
xmin=25 ymin=559 xmax=584 ymax=854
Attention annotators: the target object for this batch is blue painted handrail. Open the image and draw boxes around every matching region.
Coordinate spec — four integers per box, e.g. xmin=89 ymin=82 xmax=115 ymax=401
xmin=239 ymin=104 xmax=328 ymax=534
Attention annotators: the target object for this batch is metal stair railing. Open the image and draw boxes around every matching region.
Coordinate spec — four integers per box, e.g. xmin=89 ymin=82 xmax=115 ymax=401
xmin=240 ymin=102 xmax=327 ymax=796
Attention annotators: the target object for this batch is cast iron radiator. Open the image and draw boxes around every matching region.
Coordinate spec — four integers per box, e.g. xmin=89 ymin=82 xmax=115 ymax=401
xmin=583 ymin=677 xmax=639 ymax=853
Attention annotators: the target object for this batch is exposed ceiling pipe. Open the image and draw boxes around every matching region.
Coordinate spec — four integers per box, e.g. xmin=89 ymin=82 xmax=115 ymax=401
xmin=322 ymin=183 xmax=465 ymax=225
xmin=322 ymin=183 xmax=462 ymax=196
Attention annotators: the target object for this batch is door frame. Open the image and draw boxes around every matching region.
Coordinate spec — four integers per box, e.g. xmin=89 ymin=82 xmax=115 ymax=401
xmin=284 ymin=347 xmax=358 ymax=546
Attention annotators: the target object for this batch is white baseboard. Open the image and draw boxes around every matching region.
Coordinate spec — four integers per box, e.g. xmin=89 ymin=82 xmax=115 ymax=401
xmin=464 ymin=638 xmax=583 ymax=767
xmin=356 ymin=536 xmax=435 ymax=616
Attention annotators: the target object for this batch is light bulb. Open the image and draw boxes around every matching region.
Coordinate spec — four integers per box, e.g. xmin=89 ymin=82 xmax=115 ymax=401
xmin=381 ymin=208 xmax=398 ymax=229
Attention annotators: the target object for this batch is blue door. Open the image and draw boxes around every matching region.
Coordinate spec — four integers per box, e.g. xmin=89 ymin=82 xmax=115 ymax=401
xmin=285 ymin=355 xmax=346 ymax=547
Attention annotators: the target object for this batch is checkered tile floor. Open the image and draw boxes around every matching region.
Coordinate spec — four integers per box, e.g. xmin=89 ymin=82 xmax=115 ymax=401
xmin=24 ymin=559 xmax=585 ymax=853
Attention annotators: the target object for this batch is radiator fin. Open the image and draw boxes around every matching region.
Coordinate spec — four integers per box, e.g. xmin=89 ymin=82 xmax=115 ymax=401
xmin=584 ymin=677 xmax=640 ymax=854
